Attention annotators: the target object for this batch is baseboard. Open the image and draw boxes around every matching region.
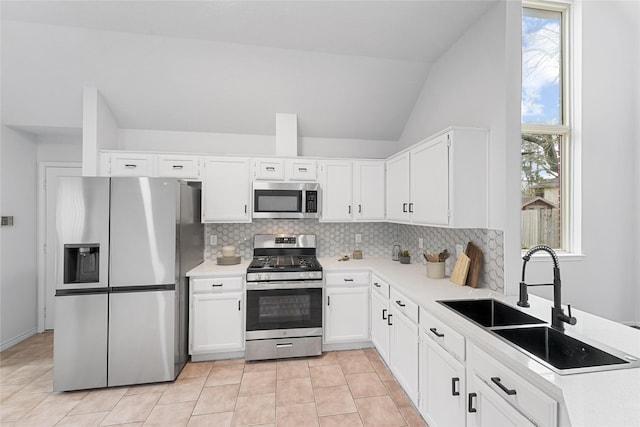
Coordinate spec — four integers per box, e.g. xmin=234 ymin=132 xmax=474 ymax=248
xmin=0 ymin=327 xmax=37 ymax=352
xmin=190 ymin=350 xmax=246 ymax=362
xmin=322 ymin=341 xmax=374 ymax=352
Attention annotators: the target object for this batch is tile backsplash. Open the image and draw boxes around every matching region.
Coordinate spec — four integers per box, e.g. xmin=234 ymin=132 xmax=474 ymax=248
xmin=205 ymin=220 xmax=503 ymax=292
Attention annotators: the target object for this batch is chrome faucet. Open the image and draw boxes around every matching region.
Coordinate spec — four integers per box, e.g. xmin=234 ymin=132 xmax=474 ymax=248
xmin=517 ymin=245 xmax=577 ymax=332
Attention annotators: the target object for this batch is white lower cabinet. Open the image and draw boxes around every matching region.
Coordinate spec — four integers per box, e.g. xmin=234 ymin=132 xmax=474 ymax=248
xmin=189 ymin=276 xmax=244 ymax=357
xmin=388 ymin=302 xmax=419 ymax=405
xmin=324 ymin=271 xmax=370 ymax=345
xmin=370 ymin=289 xmax=390 ymax=363
xmin=420 ymin=332 xmax=466 ymax=427
xmin=467 ymin=373 xmax=535 ymax=427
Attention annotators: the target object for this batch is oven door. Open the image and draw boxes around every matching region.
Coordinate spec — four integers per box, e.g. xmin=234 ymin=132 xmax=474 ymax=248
xmin=246 ymin=285 xmax=323 ymax=340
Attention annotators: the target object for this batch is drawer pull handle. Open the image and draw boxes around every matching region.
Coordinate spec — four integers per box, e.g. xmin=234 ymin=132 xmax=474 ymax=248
xmin=409 ymin=202 xmax=414 ymax=213
xmin=468 ymin=393 xmax=477 ymax=413
xmin=451 ymin=377 xmax=460 ymax=396
xmin=328 ymin=296 xmax=330 ymax=306
xmin=266 ymin=167 xmax=276 ymax=171
xmin=348 ymin=205 xmax=352 ymax=214
xmin=298 ymin=167 xmax=307 ymax=172
xmin=238 ymin=300 xmax=241 ymax=311
xmin=211 ymin=283 xmax=223 ymax=287
xmin=387 ymin=313 xmax=393 ymax=326
xmin=277 ymin=343 xmax=293 ymax=348
xmin=429 ymin=327 xmax=445 ymax=338
xmin=395 ymin=300 xmax=406 ymax=307
xmin=402 ymin=203 xmax=408 ymax=213
xmin=382 ymin=309 xmax=387 ymax=320
xmin=491 ymin=377 xmax=517 ymax=396
xmin=373 ymin=282 xmax=381 ymax=288
xmin=343 ymin=278 xmax=354 ymax=282
xmin=358 ymin=204 xmax=362 ymax=213
xmin=124 ymin=164 xmax=137 ymax=168
xmin=172 ymin=165 xmax=184 ymax=169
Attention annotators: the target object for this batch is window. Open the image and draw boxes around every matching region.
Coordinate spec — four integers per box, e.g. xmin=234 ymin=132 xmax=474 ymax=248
xmin=521 ymin=2 xmax=572 ymax=251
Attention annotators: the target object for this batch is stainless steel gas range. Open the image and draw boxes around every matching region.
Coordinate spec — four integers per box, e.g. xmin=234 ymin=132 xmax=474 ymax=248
xmin=245 ymin=234 xmax=323 ymax=361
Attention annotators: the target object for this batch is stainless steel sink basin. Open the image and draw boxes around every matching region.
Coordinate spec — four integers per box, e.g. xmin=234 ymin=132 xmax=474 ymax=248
xmin=439 ymin=299 xmax=545 ymax=327
xmin=493 ymin=326 xmax=640 ymax=374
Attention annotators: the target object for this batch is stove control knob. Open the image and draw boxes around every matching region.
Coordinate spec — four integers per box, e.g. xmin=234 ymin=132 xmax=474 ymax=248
xmin=263 ymin=273 xmax=271 ymax=281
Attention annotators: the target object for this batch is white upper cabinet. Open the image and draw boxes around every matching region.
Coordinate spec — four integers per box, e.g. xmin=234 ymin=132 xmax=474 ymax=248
xmin=386 ymin=127 xmax=488 ymax=228
xmin=321 ymin=160 xmax=385 ymax=222
xmin=104 ymin=153 xmax=156 ymax=177
xmin=202 ymin=157 xmax=251 ymax=223
xmin=254 ymin=158 xmax=285 ymax=180
xmin=157 ymin=154 xmax=200 ymax=179
xmin=286 ymin=159 xmax=318 ymax=181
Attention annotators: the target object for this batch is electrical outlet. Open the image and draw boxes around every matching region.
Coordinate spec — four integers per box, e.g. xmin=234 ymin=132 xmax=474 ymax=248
xmin=210 ymin=235 xmax=218 ymax=246
xmin=418 ymin=237 xmax=424 ymax=249
xmin=456 ymin=244 xmax=464 ymax=257
xmin=355 ymin=234 xmax=362 ymax=244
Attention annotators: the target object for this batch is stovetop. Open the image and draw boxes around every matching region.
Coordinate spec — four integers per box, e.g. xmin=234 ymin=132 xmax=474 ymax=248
xmin=247 ymin=234 xmax=322 ymax=282
xmin=247 ymin=255 xmax=322 ymax=272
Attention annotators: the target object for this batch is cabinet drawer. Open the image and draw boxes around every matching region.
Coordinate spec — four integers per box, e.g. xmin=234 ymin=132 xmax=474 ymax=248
xmin=110 ymin=155 xmax=155 ymax=176
xmin=469 ymin=343 xmax=558 ymax=427
xmin=254 ymin=159 xmax=285 ymax=180
xmin=420 ymin=308 xmax=465 ymax=362
xmin=371 ymin=274 xmax=389 ymax=298
xmin=191 ymin=276 xmax=243 ymax=293
xmin=389 ymin=288 xmax=418 ymax=324
xmin=325 ymin=271 xmax=370 ymax=287
xmin=157 ymin=155 xmax=200 ymax=178
xmin=286 ymin=159 xmax=317 ymax=181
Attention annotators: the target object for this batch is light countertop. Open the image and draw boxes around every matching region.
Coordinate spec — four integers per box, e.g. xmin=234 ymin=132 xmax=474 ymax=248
xmin=187 ymin=256 xmax=640 ymax=426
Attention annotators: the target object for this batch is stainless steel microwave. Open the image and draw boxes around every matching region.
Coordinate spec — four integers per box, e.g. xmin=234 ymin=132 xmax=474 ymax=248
xmin=253 ymin=182 xmax=320 ymax=219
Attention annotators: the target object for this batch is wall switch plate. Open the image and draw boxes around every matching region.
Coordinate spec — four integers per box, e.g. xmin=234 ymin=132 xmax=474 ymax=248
xmin=456 ymin=244 xmax=464 ymax=257
xmin=418 ymin=237 xmax=424 ymax=249
xmin=355 ymin=233 xmax=362 ymax=243
xmin=210 ymin=235 xmax=218 ymax=246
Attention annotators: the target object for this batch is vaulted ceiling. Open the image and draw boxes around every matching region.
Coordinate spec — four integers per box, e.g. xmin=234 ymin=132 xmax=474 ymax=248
xmin=1 ymin=0 xmax=497 ymax=140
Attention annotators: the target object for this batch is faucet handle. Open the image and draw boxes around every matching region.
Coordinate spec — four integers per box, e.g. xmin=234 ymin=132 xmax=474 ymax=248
xmin=564 ymin=304 xmax=578 ymax=326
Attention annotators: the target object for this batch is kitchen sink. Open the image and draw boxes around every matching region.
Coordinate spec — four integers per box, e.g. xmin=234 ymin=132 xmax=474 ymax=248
xmin=493 ymin=326 xmax=640 ymax=374
xmin=439 ymin=299 xmax=545 ymax=328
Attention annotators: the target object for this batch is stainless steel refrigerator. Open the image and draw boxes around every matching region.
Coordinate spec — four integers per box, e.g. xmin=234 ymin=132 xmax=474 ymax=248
xmin=53 ymin=177 xmax=203 ymax=392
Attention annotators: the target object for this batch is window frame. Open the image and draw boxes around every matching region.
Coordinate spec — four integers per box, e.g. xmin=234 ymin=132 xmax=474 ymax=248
xmin=521 ymin=0 xmax=581 ymax=257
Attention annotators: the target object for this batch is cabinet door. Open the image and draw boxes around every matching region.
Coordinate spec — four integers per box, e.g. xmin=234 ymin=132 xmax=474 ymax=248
xmin=254 ymin=159 xmax=285 ymax=180
xmin=410 ymin=135 xmax=449 ymax=225
xmin=191 ymin=293 xmax=244 ymax=353
xmin=354 ymin=161 xmax=385 ymax=221
xmin=385 ymin=153 xmax=410 ymax=222
xmin=467 ymin=374 xmax=536 ymax=427
xmin=370 ymin=289 xmax=390 ymax=363
xmin=157 ymin=155 xmax=200 ymax=179
xmin=287 ymin=159 xmax=317 ymax=181
xmin=420 ymin=335 xmax=466 ymax=427
xmin=202 ymin=158 xmax=251 ymax=222
xmin=321 ymin=161 xmax=353 ymax=222
xmin=324 ymin=287 xmax=369 ymax=344
xmin=389 ymin=307 xmax=419 ymax=404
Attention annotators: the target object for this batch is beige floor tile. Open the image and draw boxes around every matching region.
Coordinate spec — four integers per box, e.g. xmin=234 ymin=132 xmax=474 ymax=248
xmin=0 ymin=384 xmax=24 ymax=403
xmin=362 ymin=348 xmax=381 ymax=363
xmin=187 ymin=412 xmax=233 ymax=427
xmin=383 ymin=380 xmax=413 ymax=408
xmin=310 ymin=365 xmax=346 ymax=389
xmin=192 ymin=384 xmax=239 ymax=415
xmin=238 ymin=371 xmax=276 ymax=396
xmin=370 ymin=360 xmax=394 ymax=382
xmin=345 ymin=373 xmax=387 ymax=398
xmin=68 ymin=387 xmax=128 ymax=415
xmin=318 ymin=412 xmax=364 ymax=427
xmin=354 ymin=395 xmax=406 ymax=427
xmin=125 ymin=383 xmax=169 ymax=396
xmin=275 ymin=402 xmax=319 ymax=427
xmin=335 ymin=350 xmax=365 ymax=358
xmin=276 ymin=377 xmax=314 ymax=406
xmin=15 ymin=400 xmax=77 ymax=427
xmin=1 ymin=364 xmax=22 ymax=379
xmin=215 ymin=359 xmax=245 ymax=367
xmin=338 ymin=355 xmax=375 ymax=375
xmin=157 ymin=377 xmax=205 ymax=404
xmin=14 ymin=370 xmax=53 ymax=394
xmin=313 ymin=385 xmax=357 ymax=416
xmin=143 ymin=400 xmax=195 ymax=426
xmin=178 ymin=362 xmax=214 ymax=379
xmin=307 ymin=352 xmax=338 ymax=367
xmin=42 ymin=390 xmax=88 ymax=404
xmin=99 ymin=392 xmax=161 ymax=426
xmin=0 ymin=365 xmax=52 ymax=386
xmin=398 ymin=405 xmax=427 ymax=427
xmin=0 ymin=392 xmax=48 ymax=422
xmin=276 ymin=360 xmax=310 ymax=380
xmin=232 ymin=393 xmax=275 ymax=426
xmin=243 ymin=361 xmax=277 ymax=373
xmin=205 ymin=365 xmax=244 ymax=387
xmin=55 ymin=410 xmax=109 ymax=427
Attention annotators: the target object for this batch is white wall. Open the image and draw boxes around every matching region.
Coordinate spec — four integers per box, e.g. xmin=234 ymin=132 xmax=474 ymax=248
xmin=37 ymin=134 xmax=82 ymax=162
xmin=398 ymin=1 xmax=522 ymax=292
xmin=0 ymin=126 xmax=38 ymax=349
xmin=519 ymin=1 xmax=639 ymax=324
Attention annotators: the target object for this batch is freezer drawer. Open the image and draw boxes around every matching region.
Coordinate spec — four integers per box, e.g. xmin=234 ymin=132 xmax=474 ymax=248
xmin=108 ymin=289 xmax=176 ymax=387
xmin=53 ymin=293 xmax=108 ymax=391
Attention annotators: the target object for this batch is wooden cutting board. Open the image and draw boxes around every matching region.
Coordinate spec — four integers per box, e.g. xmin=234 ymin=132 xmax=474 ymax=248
xmin=465 ymin=242 xmax=483 ymax=288
xmin=450 ymin=252 xmax=470 ymax=286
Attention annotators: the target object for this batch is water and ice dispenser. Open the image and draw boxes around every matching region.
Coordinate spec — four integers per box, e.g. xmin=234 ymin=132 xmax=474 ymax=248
xmin=63 ymin=244 xmax=100 ymax=284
